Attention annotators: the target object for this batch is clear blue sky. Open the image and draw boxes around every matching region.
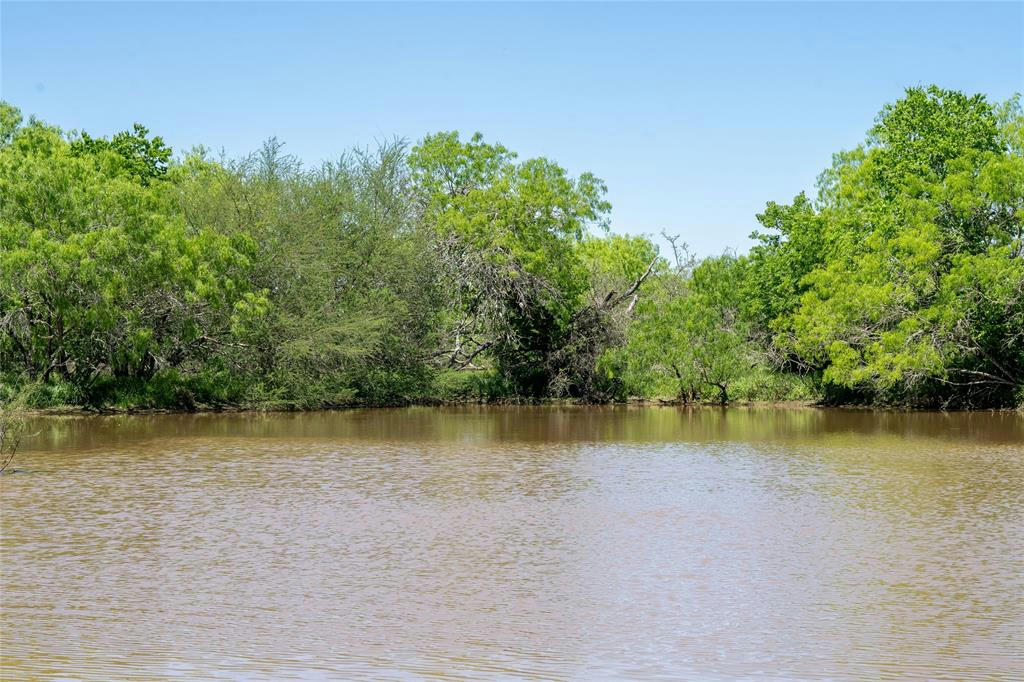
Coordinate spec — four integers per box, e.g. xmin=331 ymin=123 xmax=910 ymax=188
xmin=2 ymin=2 xmax=1022 ymax=256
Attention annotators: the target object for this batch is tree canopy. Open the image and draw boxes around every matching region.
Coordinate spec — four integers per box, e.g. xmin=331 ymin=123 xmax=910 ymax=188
xmin=2 ymin=85 xmax=1021 ymax=410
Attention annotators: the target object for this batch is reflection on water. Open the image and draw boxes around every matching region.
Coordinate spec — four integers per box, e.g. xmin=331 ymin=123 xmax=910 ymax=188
xmin=2 ymin=407 xmax=1022 ymax=680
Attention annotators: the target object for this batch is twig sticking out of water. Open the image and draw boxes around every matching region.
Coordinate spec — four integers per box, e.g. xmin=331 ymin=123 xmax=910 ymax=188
xmin=0 ymin=389 xmax=28 ymax=474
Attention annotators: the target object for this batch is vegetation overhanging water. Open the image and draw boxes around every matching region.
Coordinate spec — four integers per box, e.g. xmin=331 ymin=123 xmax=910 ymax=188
xmin=1 ymin=85 xmax=1022 ymax=412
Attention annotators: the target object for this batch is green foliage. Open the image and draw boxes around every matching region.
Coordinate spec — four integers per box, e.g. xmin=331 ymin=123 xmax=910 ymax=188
xmin=746 ymin=86 xmax=1024 ymax=407
xmin=0 ymin=104 xmax=264 ymax=408
xmin=172 ymin=138 xmax=443 ymax=408
xmin=409 ymin=131 xmax=629 ymax=399
xmin=606 ymin=86 xmax=1023 ymax=408
xmin=614 ymin=253 xmax=755 ymax=403
xmin=70 ymin=123 xmax=172 ymax=185
xmin=579 ymin=233 xmax=662 ymax=290
xmin=731 ymin=368 xmax=817 ymax=403
xmin=2 ymin=86 xmax=1020 ymax=411
xmin=0 ymin=102 xmax=23 ymax=146
xmin=432 ymin=369 xmax=517 ymax=403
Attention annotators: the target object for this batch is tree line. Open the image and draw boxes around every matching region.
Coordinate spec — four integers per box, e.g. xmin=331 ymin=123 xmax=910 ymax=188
xmin=1 ymin=85 xmax=1021 ymax=410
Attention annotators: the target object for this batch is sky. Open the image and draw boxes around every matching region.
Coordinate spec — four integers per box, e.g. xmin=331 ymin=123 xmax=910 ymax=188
xmin=2 ymin=1 xmax=1022 ymax=257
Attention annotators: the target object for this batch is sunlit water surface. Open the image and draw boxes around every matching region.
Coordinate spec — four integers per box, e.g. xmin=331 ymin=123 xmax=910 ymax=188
xmin=2 ymin=407 xmax=1022 ymax=680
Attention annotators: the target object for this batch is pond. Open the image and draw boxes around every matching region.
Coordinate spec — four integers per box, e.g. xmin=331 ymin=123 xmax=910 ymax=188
xmin=2 ymin=406 xmax=1022 ymax=679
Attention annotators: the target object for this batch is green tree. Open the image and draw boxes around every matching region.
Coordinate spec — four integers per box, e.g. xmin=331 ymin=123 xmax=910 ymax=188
xmin=616 ymin=253 xmax=752 ymax=404
xmin=410 ymin=131 xmax=620 ymax=398
xmin=70 ymin=123 xmax=172 ymax=185
xmin=750 ymin=86 xmax=1023 ymax=406
xmin=4 ymin=86 xmax=1018 ymax=411
xmin=0 ymin=104 xmax=264 ymax=407
xmin=172 ymin=138 xmax=442 ymax=407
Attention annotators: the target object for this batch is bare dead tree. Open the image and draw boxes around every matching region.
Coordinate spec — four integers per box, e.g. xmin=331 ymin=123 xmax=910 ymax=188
xmin=661 ymin=230 xmax=695 ymax=275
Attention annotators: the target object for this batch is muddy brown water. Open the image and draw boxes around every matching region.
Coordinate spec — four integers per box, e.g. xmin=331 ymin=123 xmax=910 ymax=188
xmin=2 ymin=406 xmax=1022 ymax=680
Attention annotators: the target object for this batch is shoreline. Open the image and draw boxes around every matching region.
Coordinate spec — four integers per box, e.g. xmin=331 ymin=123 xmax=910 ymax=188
xmin=26 ymin=399 xmax=1022 ymax=418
